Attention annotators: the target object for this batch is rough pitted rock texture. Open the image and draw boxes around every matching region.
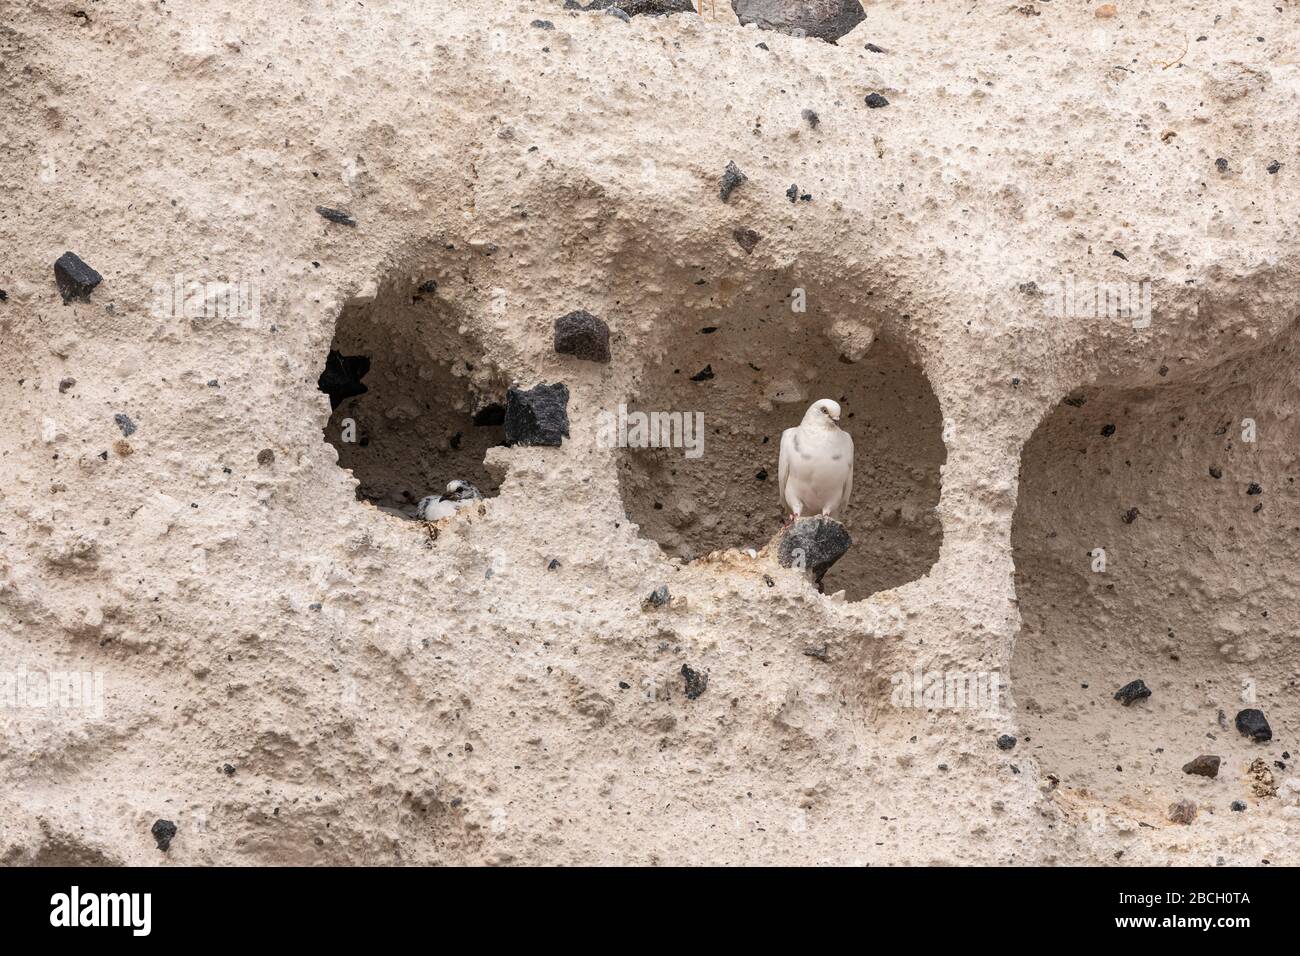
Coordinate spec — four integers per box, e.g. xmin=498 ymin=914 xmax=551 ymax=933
xmin=2 ymin=1 xmax=1299 ymax=867
xmin=732 ymin=0 xmax=864 ymax=43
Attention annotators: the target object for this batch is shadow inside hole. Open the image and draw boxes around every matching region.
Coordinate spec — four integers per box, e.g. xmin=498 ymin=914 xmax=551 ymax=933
xmin=320 ymin=278 xmax=505 ymax=516
xmin=618 ymin=325 xmax=945 ymax=601
xmin=1011 ymin=320 xmax=1299 ymax=805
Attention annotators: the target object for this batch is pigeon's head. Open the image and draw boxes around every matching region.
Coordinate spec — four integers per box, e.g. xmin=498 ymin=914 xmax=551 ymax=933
xmin=807 ymin=399 xmax=842 ymax=425
xmin=443 ymin=479 xmax=482 ymax=501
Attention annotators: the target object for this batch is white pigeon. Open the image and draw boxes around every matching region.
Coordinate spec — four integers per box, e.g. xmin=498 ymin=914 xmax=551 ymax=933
xmin=778 ymin=399 xmax=854 ymax=522
xmin=417 ymin=480 xmax=483 ymax=521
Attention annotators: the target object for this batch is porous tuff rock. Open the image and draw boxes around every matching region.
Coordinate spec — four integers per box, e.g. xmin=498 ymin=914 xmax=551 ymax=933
xmin=4 ymin=0 xmax=1300 ymax=869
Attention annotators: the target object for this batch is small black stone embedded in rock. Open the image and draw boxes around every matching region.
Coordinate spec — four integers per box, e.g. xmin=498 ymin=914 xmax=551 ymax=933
xmin=644 ymin=585 xmax=670 ymax=608
xmin=733 ymin=227 xmax=762 ymax=253
xmin=1122 ymin=507 xmax=1139 ymax=524
xmin=606 ymin=6 xmax=631 ymax=21
xmin=690 ymin=364 xmax=714 ymax=381
xmin=865 ymin=42 xmax=887 ymax=53
xmin=996 ymin=734 xmax=1017 ymax=751
xmin=587 ymin=0 xmax=697 ymax=14
xmin=1101 ymin=423 xmax=1116 ymax=436
xmin=1231 ymin=800 xmax=1246 ymax=812
xmin=113 ymin=413 xmax=137 ymax=437
xmin=777 ymin=516 xmax=852 ymax=581
xmin=1182 ymin=754 xmax=1221 ymax=777
xmin=1113 ymin=679 xmax=1151 ymax=706
xmin=719 ymin=161 xmax=747 ymax=202
xmin=151 ymin=818 xmax=178 ymax=852
xmin=317 ymin=350 xmax=370 ymax=411
xmin=315 ymin=206 xmax=357 ymax=226
xmin=53 ymin=251 xmax=103 ymax=304
xmin=1247 ymin=482 xmax=1262 ymax=495
xmin=531 ymin=19 xmax=555 ymax=29
xmin=1215 ymin=157 xmax=1229 ymax=173
xmin=554 ymin=310 xmax=611 ymax=363
xmin=801 ymin=108 xmax=820 ymax=129
xmin=1267 ymin=159 xmax=1281 ymax=174
xmin=786 ymin=183 xmax=799 ymax=203
xmin=1235 ymin=708 xmax=1272 ymax=742
xmin=681 ymin=663 xmax=708 ymax=700
xmin=504 ymin=382 xmax=570 ymax=447
xmin=1209 ymin=465 xmax=1223 ymax=479
xmin=864 ymin=92 xmax=889 ymax=108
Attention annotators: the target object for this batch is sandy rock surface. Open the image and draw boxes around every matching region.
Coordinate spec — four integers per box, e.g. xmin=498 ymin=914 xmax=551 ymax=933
xmin=1 ymin=0 xmax=1297 ymax=865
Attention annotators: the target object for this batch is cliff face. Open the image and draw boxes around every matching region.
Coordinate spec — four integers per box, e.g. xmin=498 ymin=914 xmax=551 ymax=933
xmin=1 ymin=1 xmax=1297 ymax=865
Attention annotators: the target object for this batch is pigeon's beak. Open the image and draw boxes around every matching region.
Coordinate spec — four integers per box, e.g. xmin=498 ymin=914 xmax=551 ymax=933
xmin=832 ymin=414 xmax=840 ymax=422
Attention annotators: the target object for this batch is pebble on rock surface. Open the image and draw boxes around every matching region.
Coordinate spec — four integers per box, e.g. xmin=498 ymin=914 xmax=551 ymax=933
xmin=733 ymin=228 xmax=761 ymax=253
xmin=1167 ymin=798 xmax=1197 ymax=825
xmin=719 ymin=161 xmax=747 ymax=202
xmin=1182 ymin=755 xmax=1221 ymax=778
xmin=1113 ymin=679 xmax=1151 ymax=705
xmin=151 ymin=818 xmax=178 ymax=851
xmin=504 ymin=383 xmax=570 ymax=447
xmin=1235 ymin=708 xmax=1272 ymax=742
xmin=777 ymin=516 xmax=852 ymax=582
xmin=554 ymin=310 xmax=611 ymax=363
xmin=54 ymin=252 xmax=102 ymax=304
xmin=681 ymin=663 xmax=708 ymax=700
xmin=315 ymin=206 xmax=357 ymax=226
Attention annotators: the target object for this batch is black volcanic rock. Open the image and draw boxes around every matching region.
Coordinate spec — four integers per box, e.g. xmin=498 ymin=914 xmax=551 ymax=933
xmin=53 ymin=252 xmax=102 ymax=304
xmin=554 ymin=310 xmax=611 ymax=363
xmin=150 ymin=819 xmax=177 ymax=852
xmin=1235 ymin=708 xmax=1272 ymax=742
xmin=1113 ymin=679 xmax=1151 ymax=706
xmin=777 ymin=516 xmax=852 ymax=581
xmin=504 ymin=383 xmax=569 ymax=446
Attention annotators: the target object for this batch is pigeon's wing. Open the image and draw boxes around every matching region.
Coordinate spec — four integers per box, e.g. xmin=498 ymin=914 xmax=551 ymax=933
xmin=838 ymin=430 xmax=854 ymax=514
xmin=778 ymin=427 xmax=796 ymax=514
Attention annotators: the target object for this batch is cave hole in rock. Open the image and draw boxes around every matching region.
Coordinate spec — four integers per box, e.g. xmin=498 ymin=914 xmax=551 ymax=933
xmin=617 ymin=281 xmax=945 ymax=601
xmin=1011 ymin=321 xmax=1300 ymax=809
xmin=320 ymin=273 xmax=507 ymax=517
